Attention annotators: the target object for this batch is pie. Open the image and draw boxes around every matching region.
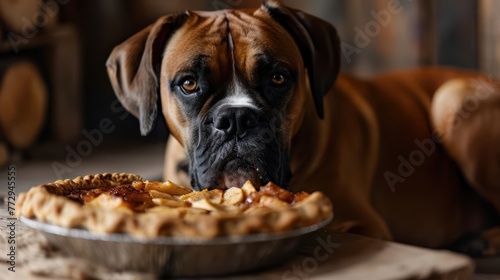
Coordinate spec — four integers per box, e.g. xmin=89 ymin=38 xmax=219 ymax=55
xmin=16 ymin=173 xmax=333 ymax=238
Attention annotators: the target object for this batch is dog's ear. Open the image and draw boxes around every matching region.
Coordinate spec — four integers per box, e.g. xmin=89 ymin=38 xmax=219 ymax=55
xmin=106 ymin=14 xmax=188 ymax=135
xmin=262 ymin=0 xmax=341 ymax=119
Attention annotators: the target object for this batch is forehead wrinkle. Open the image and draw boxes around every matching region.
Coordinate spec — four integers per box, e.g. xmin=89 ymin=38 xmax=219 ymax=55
xmin=225 ymin=11 xmax=280 ymax=38
xmin=195 ymin=15 xmax=226 ymax=34
xmin=163 ymin=17 xmax=230 ymax=72
xmin=178 ymin=15 xmax=229 ymax=50
xmin=228 ymin=14 xmax=301 ymax=77
xmin=226 ymin=10 xmax=298 ymax=52
xmin=174 ymin=54 xmax=210 ymax=74
xmin=224 ymin=13 xmax=237 ymax=79
xmin=226 ymin=12 xmax=261 ymax=82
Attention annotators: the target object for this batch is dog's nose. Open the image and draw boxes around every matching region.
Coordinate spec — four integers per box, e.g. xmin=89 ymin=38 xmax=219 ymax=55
xmin=214 ymin=107 xmax=259 ymax=138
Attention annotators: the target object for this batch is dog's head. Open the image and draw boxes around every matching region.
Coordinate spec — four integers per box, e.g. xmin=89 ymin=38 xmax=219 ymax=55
xmin=106 ymin=0 xmax=340 ymax=190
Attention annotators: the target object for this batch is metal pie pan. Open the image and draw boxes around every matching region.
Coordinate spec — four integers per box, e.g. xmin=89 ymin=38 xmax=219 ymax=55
xmin=20 ymin=215 xmax=332 ymax=277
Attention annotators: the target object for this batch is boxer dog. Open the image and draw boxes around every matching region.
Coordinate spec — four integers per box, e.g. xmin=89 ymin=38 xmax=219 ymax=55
xmin=106 ymin=0 xmax=500 ymax=254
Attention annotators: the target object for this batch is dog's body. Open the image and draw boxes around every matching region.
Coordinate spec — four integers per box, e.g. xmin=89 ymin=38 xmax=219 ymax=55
xmin=107 ymin=1 xmax=500 ymax=253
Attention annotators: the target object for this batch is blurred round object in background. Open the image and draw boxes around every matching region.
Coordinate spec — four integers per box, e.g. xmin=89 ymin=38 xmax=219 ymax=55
xmin=0 ymin=0 xmax=58 ymax=34
xmin=0 ymin=61 xmax=48 ymax=149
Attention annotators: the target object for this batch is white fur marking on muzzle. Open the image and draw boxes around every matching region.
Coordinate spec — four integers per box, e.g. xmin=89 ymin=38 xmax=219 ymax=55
xmin=223 ymin=94 xmax=259 ymax=109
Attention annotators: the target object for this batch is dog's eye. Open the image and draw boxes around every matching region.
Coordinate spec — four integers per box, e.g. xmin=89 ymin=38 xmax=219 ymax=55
xmin=180 ymin=77 xmax=199 ymax=94
xmin=270 ymin=73 xmax=288 ymax=87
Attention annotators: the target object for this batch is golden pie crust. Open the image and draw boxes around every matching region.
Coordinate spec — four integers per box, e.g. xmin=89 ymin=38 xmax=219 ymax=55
xmin=16 ymin=173 xmax=333 ymax=238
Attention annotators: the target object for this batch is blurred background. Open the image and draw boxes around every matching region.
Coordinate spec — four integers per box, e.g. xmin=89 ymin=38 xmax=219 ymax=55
xmin=0 ymin=0 xmax=498 ymax=191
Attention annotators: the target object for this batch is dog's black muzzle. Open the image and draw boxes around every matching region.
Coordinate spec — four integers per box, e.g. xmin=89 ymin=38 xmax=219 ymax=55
xmin=189 ymin=105 xmax=291 ymax=191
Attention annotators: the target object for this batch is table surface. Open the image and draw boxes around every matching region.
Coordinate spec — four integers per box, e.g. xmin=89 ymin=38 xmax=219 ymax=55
xmin=0 ymin=206 xmax=474 ymax=280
